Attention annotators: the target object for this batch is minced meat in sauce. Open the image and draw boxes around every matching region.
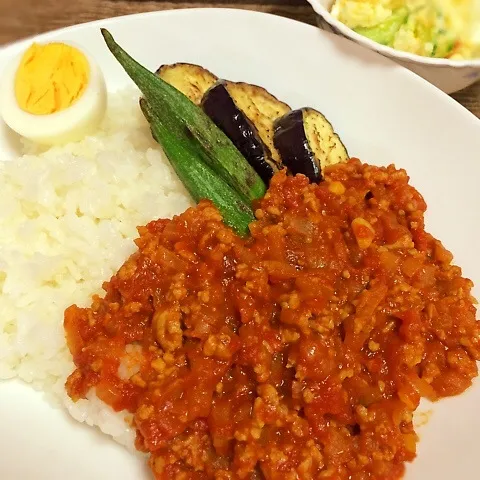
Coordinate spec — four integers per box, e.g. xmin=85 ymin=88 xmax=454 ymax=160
xmin=65 ymin=159 xmax=480 ymax=479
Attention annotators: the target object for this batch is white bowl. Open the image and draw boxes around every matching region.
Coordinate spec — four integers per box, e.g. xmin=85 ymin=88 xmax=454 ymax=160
xmin=307 ymin=0 xmax=480 ymax=93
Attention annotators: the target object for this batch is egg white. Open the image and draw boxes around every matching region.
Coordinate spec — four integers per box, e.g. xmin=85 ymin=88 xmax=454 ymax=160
xmin=0 ymin=42 xmax=107 ymax=146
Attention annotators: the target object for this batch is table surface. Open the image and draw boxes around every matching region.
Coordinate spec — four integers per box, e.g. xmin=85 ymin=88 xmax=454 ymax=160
xmin=1 ymin=0 xmax=479 ymax=118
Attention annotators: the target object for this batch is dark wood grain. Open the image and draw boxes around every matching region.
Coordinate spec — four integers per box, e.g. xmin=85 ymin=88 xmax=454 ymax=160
xmin=0 ymin=0 xmax=479 ymax=117
xmin=0 ymin=1 xmax=314 ymax=45
xmin=452 ymin=81 xmax=480 ymax=117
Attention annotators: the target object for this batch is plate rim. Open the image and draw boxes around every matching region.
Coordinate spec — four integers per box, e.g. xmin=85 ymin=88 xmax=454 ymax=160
xmin=0 ymin=7 xmax=479 ymax=128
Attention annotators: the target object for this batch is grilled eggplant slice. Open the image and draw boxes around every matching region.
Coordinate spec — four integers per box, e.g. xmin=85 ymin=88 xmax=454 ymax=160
xmin=273 ymin=108 xmax=349 ymax=183
xmin=156 ymin=63 xmax=218 ymax=105
xmin=202 ymin=80 xmax=291 ymax=182
xmin=202 ymin=82 xmax=273 ymax=183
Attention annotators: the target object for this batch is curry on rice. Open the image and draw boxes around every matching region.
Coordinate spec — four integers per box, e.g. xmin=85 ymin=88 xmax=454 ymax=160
xmin=65 ymin=159 xmax=480 ymax=479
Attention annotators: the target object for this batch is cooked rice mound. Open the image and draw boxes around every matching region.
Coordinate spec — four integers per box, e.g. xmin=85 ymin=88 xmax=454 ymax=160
xmin=0 ymin=88 xmax=192 ymax=446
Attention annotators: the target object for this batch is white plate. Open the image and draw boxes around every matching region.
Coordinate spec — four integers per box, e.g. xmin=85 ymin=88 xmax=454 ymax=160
xmin=0 ymin=8 xmax=479 ymax=480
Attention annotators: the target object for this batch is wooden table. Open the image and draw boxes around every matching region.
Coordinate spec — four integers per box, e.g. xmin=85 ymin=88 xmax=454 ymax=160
xmin=1 ymin=0 xmax=479 ymax=117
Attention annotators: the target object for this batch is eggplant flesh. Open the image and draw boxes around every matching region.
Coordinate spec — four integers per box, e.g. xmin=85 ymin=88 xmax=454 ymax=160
xmin=156 ymin=64 xmax=291 ymax=183
xmin=274 ymin=108 xmax=349 ymax=183
xmin=156 ymin=63 xmax=218 ymax=105
xmin=202 ymin=82 xmax=277 ymax=183
xmin=224 ymin=81 xmax=291 ymax=168
xmin=155 ymin=64 xmax=348 ymax=185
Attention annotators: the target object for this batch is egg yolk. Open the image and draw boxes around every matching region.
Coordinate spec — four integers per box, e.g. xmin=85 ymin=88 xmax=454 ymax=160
xmin=14 ymin=42 xmax=90 ymax=115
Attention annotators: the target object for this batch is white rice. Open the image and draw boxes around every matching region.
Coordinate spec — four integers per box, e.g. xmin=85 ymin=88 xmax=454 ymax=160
xmin=0 ymin=87 xmax=192 ymax=448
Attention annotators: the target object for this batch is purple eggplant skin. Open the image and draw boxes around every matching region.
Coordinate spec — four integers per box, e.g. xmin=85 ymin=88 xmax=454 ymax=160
xmin=201 ymin=82 xmax=276 ymax=183
xmin=273 ymin=109 xmax=322 ymax=183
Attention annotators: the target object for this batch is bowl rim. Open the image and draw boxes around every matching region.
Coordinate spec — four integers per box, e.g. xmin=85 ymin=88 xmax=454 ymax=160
xmin=307 ymin=0 xmax=480 ymax=68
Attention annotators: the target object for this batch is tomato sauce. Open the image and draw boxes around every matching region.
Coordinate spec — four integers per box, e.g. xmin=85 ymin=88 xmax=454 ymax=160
xmin=65 ymin=159 xmax=480 ymax=479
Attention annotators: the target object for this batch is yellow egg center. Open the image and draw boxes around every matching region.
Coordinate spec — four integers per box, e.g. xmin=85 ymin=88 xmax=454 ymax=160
xmin=14 ymin=42 xmax=90 ymax=115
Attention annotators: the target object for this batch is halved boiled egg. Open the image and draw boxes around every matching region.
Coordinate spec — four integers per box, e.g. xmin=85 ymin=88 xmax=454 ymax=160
xmin=0 ymin=41 xmax=107 ymax=146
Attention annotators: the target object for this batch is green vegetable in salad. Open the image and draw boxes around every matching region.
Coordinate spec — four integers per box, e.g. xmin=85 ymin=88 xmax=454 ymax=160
xmin=354 ymin=7 xmax=409 ymax=45
xmin=429 ymin=12 xmax=456 ymax=58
